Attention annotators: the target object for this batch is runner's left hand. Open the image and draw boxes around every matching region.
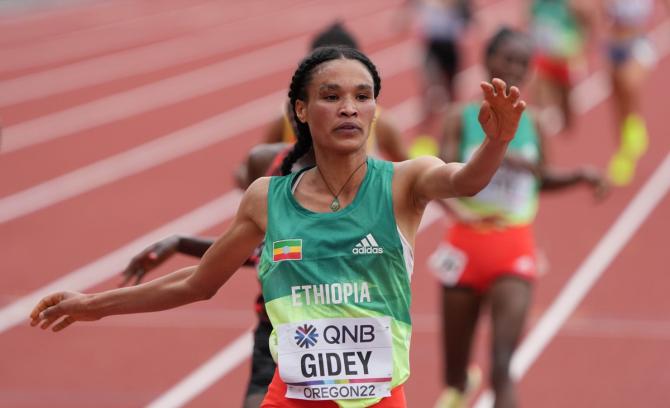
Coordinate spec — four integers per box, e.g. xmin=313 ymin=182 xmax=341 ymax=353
xmin=29 ymin=291 xmax=99 ymax=332
xmin=581 ymin=166 xmax=610 ymax=201
xmin=479 ymin=78 xmax=526 ymax=144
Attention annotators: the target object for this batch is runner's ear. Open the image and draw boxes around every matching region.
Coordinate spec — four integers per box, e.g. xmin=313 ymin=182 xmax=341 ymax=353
xmin=295 ymin=100 xmax=307 ymax=123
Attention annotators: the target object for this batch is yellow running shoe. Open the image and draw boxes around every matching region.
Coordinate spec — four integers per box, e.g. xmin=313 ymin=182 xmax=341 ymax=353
xmin=608 ymin=114 xmax=649 ymax=186
xmin=433 ymin=365 xmax=482 ymax=408
xmin=608 ymin=151 xmax=635 ymax=186
xmin=409 ymin=135 xmax=439 ymax=158
xmin=433 ymin=387 xmax=465 ymax=408
xmin=620 ymin=114 xmax=648 ymax=158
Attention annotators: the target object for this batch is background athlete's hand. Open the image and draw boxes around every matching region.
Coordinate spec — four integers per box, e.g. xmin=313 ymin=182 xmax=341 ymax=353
xmin=502 ymin=154 xmax=541 ymax=177
xmin=120 ymin=236 xmax=180 ymax=286
xmin=30 ymin=291 xmax=99 ymax=332
xmin=479 ymin=78 xmax=526 ymax=144
xmin=580 ymin=166 xmax=610 ymax=201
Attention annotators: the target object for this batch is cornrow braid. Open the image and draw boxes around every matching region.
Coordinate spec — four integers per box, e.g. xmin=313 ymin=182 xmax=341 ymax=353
xmin=280 ymin=46 xmax=382 ymax=176
xmin=280 ymin=104 xmax=313 ymax=176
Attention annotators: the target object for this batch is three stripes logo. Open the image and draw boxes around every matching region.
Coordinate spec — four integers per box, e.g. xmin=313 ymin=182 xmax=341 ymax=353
xmin=352 ymin=233 xmax=384 ymax=255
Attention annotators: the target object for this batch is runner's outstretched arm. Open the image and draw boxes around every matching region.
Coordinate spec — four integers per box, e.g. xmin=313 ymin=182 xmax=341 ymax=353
xmin=30 ymin=178 xmax=269 ymax=332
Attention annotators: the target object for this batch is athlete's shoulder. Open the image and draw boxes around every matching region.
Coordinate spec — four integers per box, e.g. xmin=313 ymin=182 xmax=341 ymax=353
xmin=243 ymin=177 xmax=271 ymax=206
xmin=235 ymin=176 xmax=271 ymax=233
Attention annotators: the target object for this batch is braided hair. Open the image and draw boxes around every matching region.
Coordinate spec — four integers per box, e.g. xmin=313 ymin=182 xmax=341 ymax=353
xmin=280 ymin=46 xmax=382 ymax=175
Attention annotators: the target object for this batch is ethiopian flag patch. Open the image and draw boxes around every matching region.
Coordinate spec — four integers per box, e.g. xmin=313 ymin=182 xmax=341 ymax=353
xmin=272 ymin=239 xmax=302 ymax=262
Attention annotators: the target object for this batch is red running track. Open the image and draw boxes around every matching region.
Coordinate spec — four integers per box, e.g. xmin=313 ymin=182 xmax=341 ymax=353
xmin=1 ymin=1 xmax=669 ymax=407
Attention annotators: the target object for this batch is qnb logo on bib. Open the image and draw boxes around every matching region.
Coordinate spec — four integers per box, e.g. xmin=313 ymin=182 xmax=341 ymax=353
xmin=295 ymin=324 xmax=319 ymax=349
xmin=277 ymin=317 xmax=394 ymax=401
xmin=352 ymin=233 xmax=384 ymax=255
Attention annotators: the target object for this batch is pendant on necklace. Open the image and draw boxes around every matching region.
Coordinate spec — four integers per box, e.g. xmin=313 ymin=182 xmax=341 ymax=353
xmin=329 ymin=197 xmax=340 ymax=212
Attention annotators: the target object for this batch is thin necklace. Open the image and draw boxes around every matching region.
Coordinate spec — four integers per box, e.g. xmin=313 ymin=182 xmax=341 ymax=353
xmin=316 ymin=160 xmax=367 ymax=212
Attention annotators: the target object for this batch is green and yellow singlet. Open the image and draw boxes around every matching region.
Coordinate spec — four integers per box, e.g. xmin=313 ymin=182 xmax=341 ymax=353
xmin=258 ymin=157 xmax=413 ymax=407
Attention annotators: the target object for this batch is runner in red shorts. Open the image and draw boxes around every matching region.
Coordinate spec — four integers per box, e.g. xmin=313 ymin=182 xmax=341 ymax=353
xmin=528 ymin=0 xmax=593 ymax=135
xmin=431 ymin=27 xmax=607 ymax=408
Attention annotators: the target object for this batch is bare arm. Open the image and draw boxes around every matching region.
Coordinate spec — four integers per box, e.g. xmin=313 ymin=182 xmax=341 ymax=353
xmin=120 ymin=235 xmax=215 ymax=286
xmin=532 ymin=110 xmax=609 ymax=197
xmin=30 ymin=178 xmax=269 ymax=332
xmin=263 ymin=116 xmax=287 ymax=144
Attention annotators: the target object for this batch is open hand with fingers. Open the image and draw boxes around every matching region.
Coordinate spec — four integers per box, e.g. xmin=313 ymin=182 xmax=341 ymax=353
xmin=30 ymin=291 xmax=100 ymax=332
xmin=120 ymin=236 xmax=180 ymax=286
xmin=479 ymin=78 xmax=526 ymax=143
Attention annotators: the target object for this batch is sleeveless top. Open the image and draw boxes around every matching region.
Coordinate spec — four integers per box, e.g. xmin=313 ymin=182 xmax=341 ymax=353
xmin=458 ymin=103 xmax=541 ymax=226
xmin=530 ymin=0 xmax=583 ymax=58
xmin=258 ymin=157 xmax=414 ymax=407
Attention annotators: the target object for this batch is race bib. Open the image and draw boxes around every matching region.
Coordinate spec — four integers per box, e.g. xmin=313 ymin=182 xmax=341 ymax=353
xmin=429 ymin=243 xmax=467 ymax=286
xmin=277 ymin=316 xmax=393 ymax=401
xmin=474 ymin=165 xmax=535 ymax=215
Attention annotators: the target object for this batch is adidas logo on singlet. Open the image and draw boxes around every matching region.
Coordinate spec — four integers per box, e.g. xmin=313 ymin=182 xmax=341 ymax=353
xmin=352 ymin=233 xmax=384 ymax=255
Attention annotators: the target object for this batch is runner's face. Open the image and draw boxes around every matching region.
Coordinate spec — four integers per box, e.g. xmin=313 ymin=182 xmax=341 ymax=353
xmin=295 ymin=59 xmax=376 ymax=154
xmin=487 ymin=37 xmax=532 ymax=87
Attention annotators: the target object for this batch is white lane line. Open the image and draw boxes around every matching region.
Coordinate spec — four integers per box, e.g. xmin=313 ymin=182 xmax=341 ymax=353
xmin=560 ymin=316 xmax=670 ymax=340
xmin=0 ymin=0 xmax=292 ymax=75
xmin=521 ymin=164 xmax=670 ymax=359
xmin=0 ymin=90 xmax=284 ymax=224
xmin=0 ymin=189 xmax=242 ymax=334
xmin=0 ymin=42 xmax=417 ymax=224
xmin=0 ymin=36 xmax=307 ymax=153
xmin=472 ymin=19 xmax=670 ymax=408
xmin=0 ymin=38 xmax=413 ymax=155
xmin=0 ymin=1 xmax=398 ymax=107
xmin=473 ymin=153 xmax=670 ymax=408
xmin=145 ymin=331 xmax=254 ymax=408
xmin=0 ymin=0 xmax=119 ymax=21
xmin=0 ymin=0 xmax=311 ymax=51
